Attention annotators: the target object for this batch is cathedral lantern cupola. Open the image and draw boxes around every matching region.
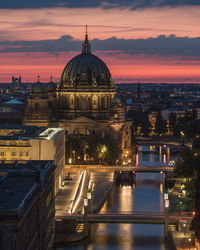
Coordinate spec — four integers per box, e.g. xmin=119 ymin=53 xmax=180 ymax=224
xmin=82 ymin=25 xmax=91 ymax=54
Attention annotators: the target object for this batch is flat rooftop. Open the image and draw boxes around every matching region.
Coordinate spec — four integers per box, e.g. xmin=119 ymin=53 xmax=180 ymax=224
xmin=0 ymin=173 xmax=36 ymax=210
xmin=0 ymin=126 xmax=64 ymax=140
xmin=0 ymin=160 xmax=55 ymax=212
xmin=0 ymin=160 xmax=55 ymax=171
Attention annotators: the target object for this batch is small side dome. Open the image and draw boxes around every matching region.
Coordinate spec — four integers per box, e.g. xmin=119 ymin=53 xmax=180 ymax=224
xmin=46 ymin=82 xmax=56 ymax=92
xmin=31 ymin=83 xmax=45 ymax=94
xmin=111 ymin=95 xmax=123 ymax=106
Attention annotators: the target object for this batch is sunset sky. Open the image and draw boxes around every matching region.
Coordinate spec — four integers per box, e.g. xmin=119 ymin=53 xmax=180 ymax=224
xmin=1 ymin=0 xmax=200 ymax=83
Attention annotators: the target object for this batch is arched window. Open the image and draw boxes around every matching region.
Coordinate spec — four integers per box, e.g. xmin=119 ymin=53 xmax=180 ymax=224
xmin=35 ymin=102 xmax=40 ymax=110
xmin=48 ymin=101 xmax=52 ymax=108
xmin=81 ymin=97 xmax=86 ymax=109
xmin=73 ymin=128 xmax=79 ymax=135
xmin=86 ymin=129 xmax=90 ymax=135
xmin=102 ymin=97 xmax=105 ymax=109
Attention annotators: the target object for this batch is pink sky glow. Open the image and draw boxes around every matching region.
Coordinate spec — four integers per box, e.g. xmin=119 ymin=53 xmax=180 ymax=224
xmin=1 ymin=6 xmax=200 ymax=83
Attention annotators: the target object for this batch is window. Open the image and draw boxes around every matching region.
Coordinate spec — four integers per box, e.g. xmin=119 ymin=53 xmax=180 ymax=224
xmin=124 ymin=141 xmax=127 ymax=148
xmin=0 ymin=151 xmax=5 ymax=156
xmin=25 ymin=151 xmax=29 ymax=157
xmin=114 ymin=113 xmax=118 ymax=118
xmin=35 ymin=103 xmax=40 ymax=110
xmin=19 ymin=152 xmax=23 ymax=157
xmin=86 ymin=129 xmax=90 ymax=135
xmin=11 ymin=151 xmax=16 ymax=156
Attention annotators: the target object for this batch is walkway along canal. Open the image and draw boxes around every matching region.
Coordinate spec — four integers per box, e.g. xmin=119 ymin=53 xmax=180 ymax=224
xmin=56 ymin=147 xmax=179 ymax=250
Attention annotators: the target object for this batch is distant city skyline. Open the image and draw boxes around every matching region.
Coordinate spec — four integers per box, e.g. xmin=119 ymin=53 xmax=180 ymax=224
xmin=1 ymin=0 xmax=200 ymax=83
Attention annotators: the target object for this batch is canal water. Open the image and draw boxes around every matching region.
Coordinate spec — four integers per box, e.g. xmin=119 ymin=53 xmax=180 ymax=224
xmin=57 ymin=147 xmax=178 ymax=250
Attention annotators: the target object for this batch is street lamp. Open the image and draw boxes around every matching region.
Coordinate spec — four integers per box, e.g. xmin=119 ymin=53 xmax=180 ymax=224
xmin=87 ymin=192 xmax=92 ymax=213
xmin=164 ymin=193 xmax=168 ymax=200
xmin=87 ymin=192 xmax=91 ymax=200
xmin=164 ymin=198 xmax=170 ymax=239
xmin=83 ymin=198 xmax=88 ymax=232
xmin=183 ymin=223 xmax=186 ymax=236
xmin=165 ymin=199 xmax=170 ymax=208
xmin=180 ymin=131 xmax=185 ymax=147
xmin=84 ymin=198 xmax=88 ymax=207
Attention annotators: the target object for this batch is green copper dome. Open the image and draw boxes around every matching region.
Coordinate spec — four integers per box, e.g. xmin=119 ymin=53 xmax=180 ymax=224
xmin=46 ymin=82 xmax=56 ymax=92
xmin=60 ymin=32 xmax=113 ymax=88
xmin=111 ymin=95 xmax=123 ymax=106
xmin=31 ymin=82 xmax=45 ymax=94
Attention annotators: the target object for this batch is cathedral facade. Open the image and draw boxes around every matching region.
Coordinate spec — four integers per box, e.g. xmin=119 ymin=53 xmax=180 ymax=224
xmin=24 ymin=31 xmax=132 ymax=163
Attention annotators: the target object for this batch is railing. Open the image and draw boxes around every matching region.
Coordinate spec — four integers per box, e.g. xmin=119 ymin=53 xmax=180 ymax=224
xmin=56 ymin=212 xmax=192 ymax=225
xmin=66 ymin=164 xmax=174 ymax=172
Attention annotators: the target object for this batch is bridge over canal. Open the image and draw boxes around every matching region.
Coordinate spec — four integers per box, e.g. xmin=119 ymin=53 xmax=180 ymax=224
xmin=66 ymin=165 xmax=174 ymax=173
xmin=56 ymin=213 xmax=192 ymax=225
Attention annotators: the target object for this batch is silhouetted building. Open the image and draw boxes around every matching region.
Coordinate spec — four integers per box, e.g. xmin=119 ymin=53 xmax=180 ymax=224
xmin=0 ymin=160 xmax=56 ymax=250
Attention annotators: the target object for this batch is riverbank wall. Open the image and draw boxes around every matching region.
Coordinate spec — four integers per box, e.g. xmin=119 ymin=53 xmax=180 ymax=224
xmin=91 ymin=182 xmax=113 ymax=213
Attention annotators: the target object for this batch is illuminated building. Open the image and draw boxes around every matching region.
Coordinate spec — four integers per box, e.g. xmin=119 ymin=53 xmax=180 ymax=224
xmin=24 ymin=30 xmax=132 ymax=162
xmin=0 ymin=126 xmax=65 ymax=193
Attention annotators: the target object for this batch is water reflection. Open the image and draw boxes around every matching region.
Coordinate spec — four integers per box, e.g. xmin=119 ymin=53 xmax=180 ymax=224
xmin=56 ymin=149 xmax=179 ymax=250
xmin=138 ymin=146 xmax=178 ymax=164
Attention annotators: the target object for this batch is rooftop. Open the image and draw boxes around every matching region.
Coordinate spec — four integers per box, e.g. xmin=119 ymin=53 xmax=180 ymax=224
xmin=4 ymin=98 xmax=24 ymax=105
xmin=0 ymin=173 xmax=36 ymax=210
xmin=0 ymin=160 xmax=55 ymax=171
xmin=0 ymin=126 xmax=64 ymax=140
xmin=0 ymin=160 xmax=55 ymax=212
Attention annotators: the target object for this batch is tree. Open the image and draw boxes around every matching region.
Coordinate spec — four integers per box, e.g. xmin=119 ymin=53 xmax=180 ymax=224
xmin=127 ymin=109 xmax=151 ymax=136
xmin=140 ymin=120 xmax=151 ymax=136
xmin=88 ymin=132 xmax=121 ymax=164
xmin=65 ymin=135 xmax=84 ymax=163
xmin=169 ymin=112 xmax=176 ymax=133
xmin=174 ymin=147 xmax=199 ymax=178
xmin=154 ymin=113 xmax=168 ymax=135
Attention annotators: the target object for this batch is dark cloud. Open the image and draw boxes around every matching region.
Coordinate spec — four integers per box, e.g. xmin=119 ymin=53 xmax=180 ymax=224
xmin=0 ymin=0 xmax=200 ymax=9
xmin=0 ymin=35 xmax=81 ymax=53
xmin=1 ymin=34 xmax=200 ymax=59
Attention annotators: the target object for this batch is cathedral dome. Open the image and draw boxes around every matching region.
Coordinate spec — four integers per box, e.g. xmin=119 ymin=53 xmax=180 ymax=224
xmin=60 ymin=31 xmax=113 ymax=88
